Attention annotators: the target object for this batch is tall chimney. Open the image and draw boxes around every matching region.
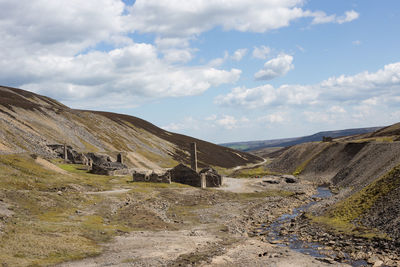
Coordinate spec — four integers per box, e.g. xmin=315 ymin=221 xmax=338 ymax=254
xmin=63 ymin=144 xmax=68 ymax=163
xmin=190 ymin=142 xmax=198 ymax=172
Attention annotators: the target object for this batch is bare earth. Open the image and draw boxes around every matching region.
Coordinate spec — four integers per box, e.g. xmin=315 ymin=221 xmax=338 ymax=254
xmin=56 ymin=177 xmax=348 ymax=267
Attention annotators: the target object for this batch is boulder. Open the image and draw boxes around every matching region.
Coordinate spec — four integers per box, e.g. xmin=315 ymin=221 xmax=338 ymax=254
xmin=282 ymin=175 xmax=298 ymax=183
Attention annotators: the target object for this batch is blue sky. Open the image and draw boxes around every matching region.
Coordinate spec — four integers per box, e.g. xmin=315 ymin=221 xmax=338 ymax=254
xmin=1 ymin=0 xmax=400 ymax=143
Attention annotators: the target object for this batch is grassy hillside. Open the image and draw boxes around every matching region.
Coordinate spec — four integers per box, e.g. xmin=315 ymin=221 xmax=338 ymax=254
xmin=0 ymin=85 xmax=261 ymax=169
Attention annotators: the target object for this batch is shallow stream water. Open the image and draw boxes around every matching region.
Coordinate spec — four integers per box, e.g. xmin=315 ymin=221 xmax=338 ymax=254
xmin=262 ymin=187 xmax=368 ymax=266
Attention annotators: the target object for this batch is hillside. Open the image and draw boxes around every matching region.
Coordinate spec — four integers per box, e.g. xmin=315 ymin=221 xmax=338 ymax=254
xmin=0 ymin=85 xmax=261 ymax=169
xmin=267 ymin=126 xmax=400 ymax=241
xmin=222 ymin=126 xmax=382 ymax=152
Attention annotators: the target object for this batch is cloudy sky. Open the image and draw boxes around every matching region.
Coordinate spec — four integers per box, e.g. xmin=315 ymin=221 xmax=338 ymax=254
xmin=1 ymin=1 xmax=400 ymax=143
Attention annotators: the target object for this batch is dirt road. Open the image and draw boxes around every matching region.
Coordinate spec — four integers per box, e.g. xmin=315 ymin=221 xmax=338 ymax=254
xmin=57 ymin=177 xmax=342 ymax=267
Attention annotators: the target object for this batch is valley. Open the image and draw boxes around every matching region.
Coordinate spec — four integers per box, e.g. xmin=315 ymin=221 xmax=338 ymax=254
xmin=1 ymin=86 xmax=400 ymax=266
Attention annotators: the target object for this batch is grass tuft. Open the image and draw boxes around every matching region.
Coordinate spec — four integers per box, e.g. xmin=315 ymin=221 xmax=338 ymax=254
xmin=309 ymin=165 xmax=400 ymax=239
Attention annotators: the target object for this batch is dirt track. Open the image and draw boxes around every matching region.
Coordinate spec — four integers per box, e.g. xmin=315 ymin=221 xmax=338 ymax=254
xmin=57 ymin=177 xmax=340 ymax=267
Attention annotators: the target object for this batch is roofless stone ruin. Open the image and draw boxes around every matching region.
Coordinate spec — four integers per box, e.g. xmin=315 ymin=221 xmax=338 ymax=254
xmin=47 ymin=142 xmax=222 ymax=188
xmin=132 ymin=142 xmax=223 ymax=188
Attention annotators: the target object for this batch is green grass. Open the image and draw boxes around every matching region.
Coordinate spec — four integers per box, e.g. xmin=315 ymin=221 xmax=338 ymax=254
xmin=0 ymin=154 xmax=137 ymax=266
xmin=0 ymin=153 xmax=297 ymax=266
xmin=225 ymin=145 xmax=250 ymax=151
xmin=351 ymin=136 xmax=396 ymax=143
xmin=309 ymin=164 xmax=400 ymax=239
xmin=232 ymin=166 xmax=279 ymax=178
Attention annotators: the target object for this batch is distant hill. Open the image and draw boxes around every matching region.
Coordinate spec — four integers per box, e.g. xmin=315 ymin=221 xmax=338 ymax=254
xmin=221 ymin=127 xmax=382 ymax=152
xmin=0 ymin=85 xmax=262 ymax=169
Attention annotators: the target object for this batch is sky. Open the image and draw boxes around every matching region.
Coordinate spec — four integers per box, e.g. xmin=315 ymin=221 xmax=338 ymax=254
xmin=1 ymin=0 xmax=400 ymax=143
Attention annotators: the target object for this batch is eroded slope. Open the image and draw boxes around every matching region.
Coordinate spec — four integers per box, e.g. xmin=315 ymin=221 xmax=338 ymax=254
xmin=0 ymin=86 xmax=261 ymax=169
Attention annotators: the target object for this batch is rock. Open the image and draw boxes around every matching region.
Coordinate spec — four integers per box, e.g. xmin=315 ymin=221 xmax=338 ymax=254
xmin=368 ymin=255 xmax=380 ymax=264
xmin=373 ymin=260 xmax=384 ymax=267
xmin=269 ymin=240 xmax=281 ymax=244
xmin=263 ymin=179 xmax=280 ymax=184
xmin=317 ymin=257 xmax=336 ymax=264
xmin=284 ymin=177 xmax=298 ymax=183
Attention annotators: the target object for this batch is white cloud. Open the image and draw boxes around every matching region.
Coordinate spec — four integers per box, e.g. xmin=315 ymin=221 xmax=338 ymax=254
xmin=254 ymin=53 xmax=294 ymax=80
xmin=208 ymin=51 xmax=229 ymax=67
xmin=215 ymin=85 xmax=279 ymax=109
xmin=205 ymin=114 xmax=217 ymax=121
xmin=216 ymin=115 xmax=238 ymax=130
xmin=0 ymin=0 xmax=245 ymax=108
xmin=304 ymin=111 xmax=332 ymax=123
xmin=257 ymin=113 xmax=286 ymax=123
xmin=231 ymin=48 xmax=248 ymax=61
xmin=7 ymin=44 xmax=241 ymax=108
xmin=0 ymin=0 xmax=360 ymax=110
xmin=162 ymin=122 xmax=185 ymax=131
xmin=311 ymin=11 xmax=336 ymax=24
xmin=162 ymin=49 xmax=194 ymax=63
xmin=311 ymin=10 xmax=359 ymax=25
xmin=215 ymin=115 xmax=249 ymax=130
xmin=352 ymin=40 xmax=362 ymax=46
xmin=252 ymin=46 xmax=271 ymax=59
xmin=127 ymin=1 xmax=357 ymax=37
xmin=329 ymin=106 xmax=346 ymax=114
xmin=0 ymin=0 xmax=127 ymax=56
xmin=155 ymin=37 xmax=192 ymax=49
xmin=162 ymin=114 xmax=249 ymax=133
xmin=337 ymin=10 xmax=360 ymax=24
xmin=217 ymin=62 xmax=400 ymax=109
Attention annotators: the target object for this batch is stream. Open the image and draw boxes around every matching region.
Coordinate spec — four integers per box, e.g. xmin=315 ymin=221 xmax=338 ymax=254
xmin=261 ymin=187 xmax=368 ymax=266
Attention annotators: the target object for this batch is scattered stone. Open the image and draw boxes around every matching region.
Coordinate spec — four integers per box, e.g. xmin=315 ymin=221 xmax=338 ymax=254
xmin=263 ymin=179 xmax=280 ymax=184
xmin=373 ymin=260 xmax=384 ymax=267
xmin=284 ymin=177 xmax=298 ymax=183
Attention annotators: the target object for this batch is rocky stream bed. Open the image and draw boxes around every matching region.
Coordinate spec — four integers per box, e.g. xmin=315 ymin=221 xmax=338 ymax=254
xmin=256 ymin=187 xmax=400 ymax=267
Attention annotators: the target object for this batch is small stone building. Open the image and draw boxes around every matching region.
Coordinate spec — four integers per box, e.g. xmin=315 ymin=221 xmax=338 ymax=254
xmin=168 ymin=164 xmax=202 ymax=187
xmin=132 ymin=163 xmax=223 ymax=188
xmin=199 ymin=167 xmax=223 ymax=187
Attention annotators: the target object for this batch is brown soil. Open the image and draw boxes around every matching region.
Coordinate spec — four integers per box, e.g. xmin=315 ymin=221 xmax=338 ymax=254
xmin=0 ymin=85 xmax=262 ymax=169
xmin=93 ymin=110 xmax=262 ymax=168
xmin=268 ymin=142 xmax=329 ymax=175
xmin=56 ymin=178 xmax=326 ymax=267
xmin=368 ymin=122 xmax=400 ymax=137
xmin=35 ymin=157 xmax=68 ymax=174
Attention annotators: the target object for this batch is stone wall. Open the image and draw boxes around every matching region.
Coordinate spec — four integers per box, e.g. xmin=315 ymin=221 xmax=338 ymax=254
xmin=168 ymin=163 xmax=202 ymax=187
xmin=47 ymin=144 xmax=88 ymax=164
xmin=132 ymin=170 xmax=171 ymax=184
xmin=90 ymin=161 xmax=128 ymax=175
xmin=199 ymin=167 xmax=223 ymax=187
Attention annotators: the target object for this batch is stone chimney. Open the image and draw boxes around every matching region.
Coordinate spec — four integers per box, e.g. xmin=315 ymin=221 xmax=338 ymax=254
xmin=63 ymin=144 xmax=67 ymax=163
xmin=190 ymin=142 xmax=198 ymax=172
